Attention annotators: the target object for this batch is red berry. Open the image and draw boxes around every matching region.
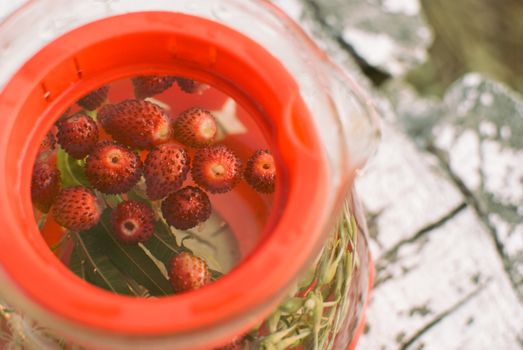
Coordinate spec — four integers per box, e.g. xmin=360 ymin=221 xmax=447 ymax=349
xmin=110 ymin=200 xmax=154 ymax=244
xmin=85 ymin=141 xmax=142 ymax=194
xmin=98 ymin=100 xmax=172 ymax=150
xmin=168 ymin=252 xmax=211 ymax=293
xmin=77 ymin=86 xmax=109 ymax=111
xmin=162 ymin=186 xmax=212 ymax=230
xmin=176 ymin=78 xmax=207 ymax=94
xmin=173 ymin=108 xmax=218 ymax=148
xmin=132 ymin=76 xmax=177 ymax=99
xmin=244 ymin=150 xmax=276 ymax=194
xmin=37 ymin=129 xmax=57 ymax=161
xmin=57 ymin=112 xmax=99 ymax=159
xmin=191 ymin=145 xmax=242 ymax=194
xmin=144 ymin=144 xmax=190 ymax=200
xmin=39 ymin=130 xmax=56 ymax=154
xmin=52 ymin=186 xmax=102 ymax=231
xmin=31 ymin=161 xmax=61 ymax=213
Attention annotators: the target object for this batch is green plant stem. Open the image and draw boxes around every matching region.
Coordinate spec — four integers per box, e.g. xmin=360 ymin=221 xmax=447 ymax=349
xmin=37 ymin=214 xmax=47 ymax=230
xmin=50 ymin=233 xmax=70 ymax=253
xmin=248 ymin=203 xmax=357 ymax=350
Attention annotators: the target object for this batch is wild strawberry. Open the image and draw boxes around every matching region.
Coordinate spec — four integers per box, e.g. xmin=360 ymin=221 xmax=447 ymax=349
xmin=244 ymin=150 xmax=276 ymax=194
xmin=77 ymin=86 xmax=109 ymax=111
xmin=176 ymin=78 xmax=207 ymax=94
xmin=132 ymin=75 xmax=177 ymax=99
xmin=168 ymin=252 xmax=211 ymax=293
xmin=173 ymin=108 xmax=218 ymax=148
xmin=56 ymin=112 xmax=99 ymax=159
xmin=110 ymin=200 xmax=154 ymax=244
xmin=191 ymin=145 xmax=242 ymax=194
xmin=37 ymin=129 xmax=57 ymax=161
xmin=39 ymin=130 xmax=56 ymax=154
xmin=85 ymin=141 xmax=142 ymax=194
xmin=31 ymin=161 xmax=61 ymax=213
xmin=98 ymin=100 xmax=172 ymax=150
xmin=144 ymin=144 xmax=190 ymax=200
xmin=52 ymin=186 xmax=102 ymax=231
xmin=162 ymin=186 xmax=212 ymax=230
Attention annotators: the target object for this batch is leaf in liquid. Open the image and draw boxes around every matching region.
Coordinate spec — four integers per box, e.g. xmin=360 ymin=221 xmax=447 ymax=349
xmin=69 ymin=231 xmax=135 ymax=296
xmin=56 ymin=149 xmax=90 ymax=187
xmin=90 ymin=210 xmax=172 ymax=296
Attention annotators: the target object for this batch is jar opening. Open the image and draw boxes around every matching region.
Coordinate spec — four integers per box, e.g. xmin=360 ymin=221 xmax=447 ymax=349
xmin=36 ymin=72 xmax=280 ymax=295
xmin=0 ymin=11 xmax=330 ymax=347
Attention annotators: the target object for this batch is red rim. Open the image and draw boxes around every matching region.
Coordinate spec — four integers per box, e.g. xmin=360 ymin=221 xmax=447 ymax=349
xmin=0 ymin=11 xmax=331 ymax=340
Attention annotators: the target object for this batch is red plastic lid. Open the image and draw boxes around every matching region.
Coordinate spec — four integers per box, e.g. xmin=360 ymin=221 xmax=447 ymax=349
xmin=0 ymin=11 xmax=330 ymax=346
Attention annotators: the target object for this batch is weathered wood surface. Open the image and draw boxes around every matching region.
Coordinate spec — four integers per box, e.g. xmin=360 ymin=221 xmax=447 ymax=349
xmin=357 ymin=123 xmax=523 ymax=350
xmin=1 ymin=1 xmax=522 ymax=349
xmin=273 ymin=0 xmax=523 ymax=349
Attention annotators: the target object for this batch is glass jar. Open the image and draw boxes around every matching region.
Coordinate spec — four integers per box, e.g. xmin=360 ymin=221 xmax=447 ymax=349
xmin=0 ymin=1 xmax=380 ymax=349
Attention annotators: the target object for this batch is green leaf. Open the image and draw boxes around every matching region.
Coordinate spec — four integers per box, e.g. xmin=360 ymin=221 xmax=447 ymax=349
xmin=69 ymin=231 xmax=135 ymax=295
xmin=123 ymin=188 xmax=224 ymax=281
xmin=69 ymin=246 xmax=86 ymax=280
xmin=279 ymin=297 xmax=305 ymax=314
xmin=86 ymin=110 xmax=97 ymax=120
xmin=141 ymin=220 xmax=181 ymax=267
xmin=209 ymin=268 xmax=223 ymax=281
xmin=37 ymin=214 xmax=47 ymax=230
xmin=104 ymin=194 xmax=123 ymax=208
xmin=127 ymin=186 xmax=148 ymax=203
xmin=90 ymin=210 xmax=172 ymax=296
xmin=246 ymin=203 xmax=358 ymax=349
xmin=143 ymin=220 xmax=224 ymax=281
xmin=57 ymin=149 xmax=90 ymax=187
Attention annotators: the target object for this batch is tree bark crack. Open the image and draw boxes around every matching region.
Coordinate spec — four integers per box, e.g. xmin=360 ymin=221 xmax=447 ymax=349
xmin=398 ymin=280 xmax=490 ymax=350
xmin=374 ymin=202 xmax=468 ymax=288
xmin=301 ymin=0 xmax=391 ymax=86
xmin=426 ymin=143 xmax=523 ymax=304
